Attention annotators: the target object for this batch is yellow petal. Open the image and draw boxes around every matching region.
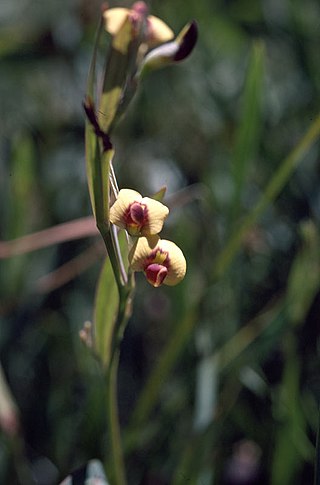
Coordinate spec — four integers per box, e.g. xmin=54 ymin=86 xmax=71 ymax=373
xmin=103 ymin=8 xmax=130 ymax=36
xmin=109 ymin=188 xmax=142 ymax=229
xmin=147 ymin=15 xmax=174 ymax=47
xmin=157 ymin=239 xmax=186 ymax=286
xmin=129 ymin=235 xmax=160 ymax=271
xmin=140 ymin=197 xmax=169 ymax=236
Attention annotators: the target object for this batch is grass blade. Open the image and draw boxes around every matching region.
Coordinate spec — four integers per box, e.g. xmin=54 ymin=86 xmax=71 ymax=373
xmin=214 ymin=113 xmax=320 ymax=278
xmin=229 ymin=41 xmax=265 ymax=226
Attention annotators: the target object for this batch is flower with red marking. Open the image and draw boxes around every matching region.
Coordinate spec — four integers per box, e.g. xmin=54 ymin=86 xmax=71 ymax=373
xmin=129 ymin=235 xmax=186 ymax=287
xmin=109 ymin=189 xmax=169 ymax=237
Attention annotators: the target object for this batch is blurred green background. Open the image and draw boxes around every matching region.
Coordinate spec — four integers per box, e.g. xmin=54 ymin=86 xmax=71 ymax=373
xmin=1 ymin=0 xmax=320 ymax=484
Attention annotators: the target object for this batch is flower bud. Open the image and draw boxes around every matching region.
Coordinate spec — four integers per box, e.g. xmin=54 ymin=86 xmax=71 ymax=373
xmin=140 ymin=21 xmax=198 ymax=74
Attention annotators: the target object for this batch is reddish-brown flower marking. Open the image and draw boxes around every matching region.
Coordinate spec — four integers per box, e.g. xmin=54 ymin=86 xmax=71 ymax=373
xmin=124 ymin=201 xmax=148 ymax=234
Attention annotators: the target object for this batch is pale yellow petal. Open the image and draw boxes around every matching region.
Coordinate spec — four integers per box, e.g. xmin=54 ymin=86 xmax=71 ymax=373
xmin=109 ymin=189 xmax=142 ymax=228
xmin=129 ymin=235 xmax=160 ymax=271
xmin=147 ymin=15 xmax=174 ymax=46
xmin=158 ymin=240 xmax=186 ymax=286
xmin=140 ymin=197 xmax=169 ymax=235
xmin=103 ymin=8 xmax=129 ymax=36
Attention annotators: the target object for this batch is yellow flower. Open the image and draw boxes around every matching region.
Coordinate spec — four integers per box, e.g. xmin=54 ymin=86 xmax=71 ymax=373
xmin=103 ymin=2 xmax=174 ymax=48
xmin=109 ymin=189 xmax=169 ymax=237
xmin=129 ymin=235 xmax=186 ymax=287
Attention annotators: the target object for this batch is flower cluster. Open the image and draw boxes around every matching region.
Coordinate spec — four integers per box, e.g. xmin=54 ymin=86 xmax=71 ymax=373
xmin=99 ymin=3 xmax=195 ymax=288
xmin=109 ymin=189 xmax=186 ymax=287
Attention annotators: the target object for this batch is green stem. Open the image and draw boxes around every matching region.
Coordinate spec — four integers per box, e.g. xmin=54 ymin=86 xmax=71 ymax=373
xmin=97 ymin=222 xmax=123 ymax=290
xmin=106 ymin=350 xmax=127 ymax=485
xmin=111 ymin=225 xmax=128 ymax=286
xmin=105 ymin=283 xmax=134 ymax=485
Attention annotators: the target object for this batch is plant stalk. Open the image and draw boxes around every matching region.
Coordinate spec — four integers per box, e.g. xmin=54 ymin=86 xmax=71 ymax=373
xmin=105 ymin=349 xmax=127 ymax=485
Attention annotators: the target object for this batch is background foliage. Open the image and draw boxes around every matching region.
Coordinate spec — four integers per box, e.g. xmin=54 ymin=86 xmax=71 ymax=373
xmin=1 ymin=0 xmax=320 ymax=483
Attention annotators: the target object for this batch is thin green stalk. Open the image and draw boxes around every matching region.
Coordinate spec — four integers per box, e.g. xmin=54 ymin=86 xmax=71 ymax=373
xmin=97 ymin=222 xmax=123 ymax=290
xmin=105 ymin=284 xmax=134 ymax=485
xmin=106 ymin=349 xmax=127 ymax=485
xmin=111 ymin=225 xmax=128 ymax=286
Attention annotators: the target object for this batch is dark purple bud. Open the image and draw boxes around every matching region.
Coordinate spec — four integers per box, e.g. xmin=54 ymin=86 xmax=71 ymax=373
xmin=174 ymin=20 xmax=198 ymax=62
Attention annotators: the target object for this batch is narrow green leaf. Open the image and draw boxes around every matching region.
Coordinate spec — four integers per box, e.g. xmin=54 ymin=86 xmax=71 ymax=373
xmin=7 ymin=134 xmax=36 ymax=238
xmin=2 ymin=133 xmax=36 ymax=295
xmin=286 ymin=221 xmax=320 ymax=326
xmin=94 ymin=256 xmax=119 ymax=369
xmin=214 ymin=113 xmax=320 ymax=278
xmin=229 ymin=41 xmax=265 ymax=225
xmin=271 ymin=335 xmax=314 ymax=485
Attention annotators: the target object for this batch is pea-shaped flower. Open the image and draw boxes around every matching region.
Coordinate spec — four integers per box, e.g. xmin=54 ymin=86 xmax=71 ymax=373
xmin=129 ymin=235 xmax=186 ymax=287
xmin=110 ymin=189 xmax=169 ymax=237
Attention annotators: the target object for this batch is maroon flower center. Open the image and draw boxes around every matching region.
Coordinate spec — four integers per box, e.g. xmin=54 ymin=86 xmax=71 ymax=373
xmin=129 ymin=202 xmax=146 ymax=225
xmin=145 ymin=263 xmax=168 ymax=287
xmin=124 ymin=203 xmax=148 ymax=234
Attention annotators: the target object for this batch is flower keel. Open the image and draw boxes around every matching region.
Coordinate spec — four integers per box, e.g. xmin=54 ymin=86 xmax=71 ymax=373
xmin=145 ymin=263 xmax=168 ymax=287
